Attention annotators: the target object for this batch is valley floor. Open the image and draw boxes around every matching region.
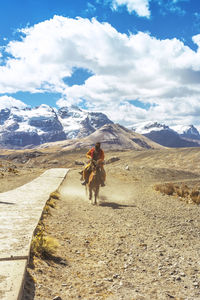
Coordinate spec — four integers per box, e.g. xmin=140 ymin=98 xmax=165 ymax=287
xmin=21 ymin=153 xmax=200 ymax=300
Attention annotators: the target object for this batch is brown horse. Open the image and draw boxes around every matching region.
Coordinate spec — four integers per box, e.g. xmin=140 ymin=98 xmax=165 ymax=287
xmin=87 ymin=161 xmax=101 ymax=205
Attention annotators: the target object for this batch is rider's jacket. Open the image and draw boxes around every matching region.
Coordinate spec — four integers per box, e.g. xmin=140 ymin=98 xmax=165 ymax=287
xmin=86 ymin=147 xmax=104 ymax=162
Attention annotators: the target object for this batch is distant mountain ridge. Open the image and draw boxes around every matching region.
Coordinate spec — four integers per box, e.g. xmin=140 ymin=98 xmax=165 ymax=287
xmin=0 ymin=104 xmax=113 ymax=148
xmin=132 ymin=122 xmax=200 ymax=147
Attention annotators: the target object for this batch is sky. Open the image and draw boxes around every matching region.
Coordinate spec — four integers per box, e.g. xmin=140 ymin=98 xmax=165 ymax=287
xmin=0 ymin=0 xmax=200 ymax=127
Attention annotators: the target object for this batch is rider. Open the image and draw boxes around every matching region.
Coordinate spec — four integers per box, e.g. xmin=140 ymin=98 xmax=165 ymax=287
xmin=81 ymin=142 xmax=106 ymax=187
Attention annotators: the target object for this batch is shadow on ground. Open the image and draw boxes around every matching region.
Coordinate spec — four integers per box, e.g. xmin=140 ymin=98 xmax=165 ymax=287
xmin=21 ymin=270 xmax=35 ymax=300
xmin=0 ymin=201 xmax=15 ymax=205
xmin=22 ymin=255 xmax=68 ymax=300
xmin=99 ymin=201 xmax=136 ymax=210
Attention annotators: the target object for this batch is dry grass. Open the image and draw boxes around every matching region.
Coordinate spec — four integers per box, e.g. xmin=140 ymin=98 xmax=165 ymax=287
xmin=31 ymin=227 xmax=59 ymax=258
xmin=8 ymin=167 xmax=18 ymax=174
xmin=47 ymin=198 xmax=56 ymax=208
xmin=155 ymin=182 xmax=200 ymax=205
xmin=31 ymin=190 xmax=61 ymax=257
xmin=42 ymin=190 xmax=60 ymax=215
xmin=50 ymin=190 xmax=60 ymax=199
xmin=155 ymin=183 xmax=175 ymax=195
xmin=190 ymin=188 xmax=200 ymax=204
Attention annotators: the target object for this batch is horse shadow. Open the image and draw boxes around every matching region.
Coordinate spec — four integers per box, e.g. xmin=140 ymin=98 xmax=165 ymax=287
xmin=99 ymin=196 xmax=136 ymax=210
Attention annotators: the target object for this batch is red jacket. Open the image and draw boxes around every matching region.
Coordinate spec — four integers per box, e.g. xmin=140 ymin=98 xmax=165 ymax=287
xmin=86 ymin=147 xmax=104 ymax=162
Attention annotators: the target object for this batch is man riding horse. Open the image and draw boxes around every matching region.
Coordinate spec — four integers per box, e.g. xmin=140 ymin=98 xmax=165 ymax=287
xmin=81 ymin=142 xmax=106 ymax=187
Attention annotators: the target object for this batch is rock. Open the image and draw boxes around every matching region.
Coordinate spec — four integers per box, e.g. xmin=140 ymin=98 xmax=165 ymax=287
xmin=53 ymin=296 xmax=62 ymax=300
xmin=113 ymin=274 xmax=120 ymax=279
xmin=193 ymin=282 xmax=199 ymax=287
xmin=75 ymin=161 xmax=85 ymax=166
xmin=106 ymin=156 xmax=120 ymax=164
xmin=125 ymin=165 xmax=130 ymax=170
xmin=59 ymin=259 xmax=68 ymax=266
xmin=104 ymin=278 xmax=113 ymax=282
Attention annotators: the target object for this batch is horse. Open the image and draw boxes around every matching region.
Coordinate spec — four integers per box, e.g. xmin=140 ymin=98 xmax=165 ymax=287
xmin=87 ymin=161 xmax=101 ymax=205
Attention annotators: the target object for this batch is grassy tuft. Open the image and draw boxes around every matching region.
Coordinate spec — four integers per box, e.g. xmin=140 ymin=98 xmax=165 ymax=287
xmin=50 ymin=191 xmax=60 ymax=200
xmin=155 ymin=183 xmax=175 ymax=195
xmin=155 ymin=182 xmax=200 ymax=205
xmin=31 ymin=229 xmax=59 ymax=258
xmin=47 ymin=198 xmax=56 ymax=208
xmin=43 ymin=204 xmax=51 ymax=216
xmin=190 ymin=188 xmax=200 ymax=204
xmin=31 ymin=190 xmax=61 ymax=258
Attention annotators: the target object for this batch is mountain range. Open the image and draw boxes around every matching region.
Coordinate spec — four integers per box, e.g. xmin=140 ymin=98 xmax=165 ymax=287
xmin=0 ymin=104 xmax=200 ymax=149
xmin=0 ymin=104 xmax=112 ymax=148
xmin=131 ymin=122 xmax=200 ymax=148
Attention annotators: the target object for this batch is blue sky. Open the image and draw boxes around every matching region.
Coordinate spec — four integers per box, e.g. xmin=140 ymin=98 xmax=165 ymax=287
xmin=0 ymin=0 xmax=200 ymax=127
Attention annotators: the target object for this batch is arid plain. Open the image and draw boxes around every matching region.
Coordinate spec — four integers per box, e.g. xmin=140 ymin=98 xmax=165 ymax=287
xmin=1 ymin=146 xmax=200 ymax=299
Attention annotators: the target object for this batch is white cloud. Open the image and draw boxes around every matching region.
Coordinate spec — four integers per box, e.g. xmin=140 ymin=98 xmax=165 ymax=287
xmin=192 ymin=34 xmax=200 ymax=49
xmin=0 ymin=95 xmax=27 ymax=110
xmin=111 ymin=0 xmax=150 ymax=17
xmin=1 ymin=16 xmax=200 ymax=126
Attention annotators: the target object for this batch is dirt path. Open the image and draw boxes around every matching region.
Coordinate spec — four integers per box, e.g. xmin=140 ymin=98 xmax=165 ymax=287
xmin=23 ymin=163 xmax=200 ymax=300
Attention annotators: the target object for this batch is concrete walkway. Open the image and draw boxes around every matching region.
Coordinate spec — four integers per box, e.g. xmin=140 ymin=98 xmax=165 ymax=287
xmin=0 ymin=168 xmax=69 ymax=300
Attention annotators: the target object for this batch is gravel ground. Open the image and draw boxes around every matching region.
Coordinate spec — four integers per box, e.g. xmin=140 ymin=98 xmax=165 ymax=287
xmin=22 ymin=158 xmax=200 ymax=300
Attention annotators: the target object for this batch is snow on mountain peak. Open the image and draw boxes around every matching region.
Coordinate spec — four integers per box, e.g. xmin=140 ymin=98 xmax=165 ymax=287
xmin=171 ymin=124 xmax=200 ymax=139
xmin=0 ymin=104 xmax=113 ymax=148
xmin=130 ymin=121 xmax=171 ymax=134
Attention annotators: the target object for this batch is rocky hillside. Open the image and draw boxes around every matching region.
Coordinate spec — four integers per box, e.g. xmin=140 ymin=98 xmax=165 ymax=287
xmin=38 ymin=123 xmax=164 ymax=151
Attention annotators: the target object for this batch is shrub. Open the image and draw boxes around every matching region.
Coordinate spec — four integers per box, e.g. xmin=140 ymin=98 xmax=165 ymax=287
xmin=155 ymin=183 xmax=175 ymax=195
xmin=163 ymin=183 xmax=175 ymax=195
xmin=50 ymin=191 xmax=60 ymax=200
xmin=47 ymin=198 xmax=56 ymax=208
xmin=31 ymin=230 xmax=59 ymax=258
xmin=155 ymin=182 xmax=200 ymax=205
xmin=43 ymin=204 xmax=51 ymax=216
xmin=190 ymin=189 xmax=200 ymax=204
xmin=176 ymin=184 xmax=190 ymax=198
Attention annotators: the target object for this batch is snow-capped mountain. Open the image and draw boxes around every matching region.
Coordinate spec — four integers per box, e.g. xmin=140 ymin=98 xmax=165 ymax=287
xmin=171 ymin=125 xmax=200 ymax=140
xmin=57 ymin=106 xmax=112 ymax=139
xmin=131 ymin=122 xmax=173 ymax=134
xmin=0 ymin=104 xmax=113 ymax=148
xmin=131 ymin=122 xmax=200 ymax=147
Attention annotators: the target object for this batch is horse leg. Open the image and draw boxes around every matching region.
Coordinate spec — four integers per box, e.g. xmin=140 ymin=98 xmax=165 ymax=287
xmin=94 ymin=186 xmax=99 ymax=205
xmin=89 ymin=186 xmax=92 ymax=201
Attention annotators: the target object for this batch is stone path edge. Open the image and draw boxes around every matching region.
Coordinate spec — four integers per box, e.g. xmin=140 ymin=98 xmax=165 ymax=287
xmin=0 ymin=168 xmax=69 ymax=300
xmin=19 ymin=168 xmax=69 ymax=300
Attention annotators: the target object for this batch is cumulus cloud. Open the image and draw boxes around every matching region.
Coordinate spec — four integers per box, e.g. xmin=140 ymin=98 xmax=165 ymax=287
xmin=0 ymin=95 xmax=27 ymax=110
xmin=111 ymin=0 xmax=150 ymax=17
xmin=0 ymin=16 xmax=200 ymax=125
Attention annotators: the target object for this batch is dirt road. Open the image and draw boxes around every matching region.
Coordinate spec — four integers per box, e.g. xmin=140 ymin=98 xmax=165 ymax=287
xmin=23 ymin=159 xmax=200 ymax=300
